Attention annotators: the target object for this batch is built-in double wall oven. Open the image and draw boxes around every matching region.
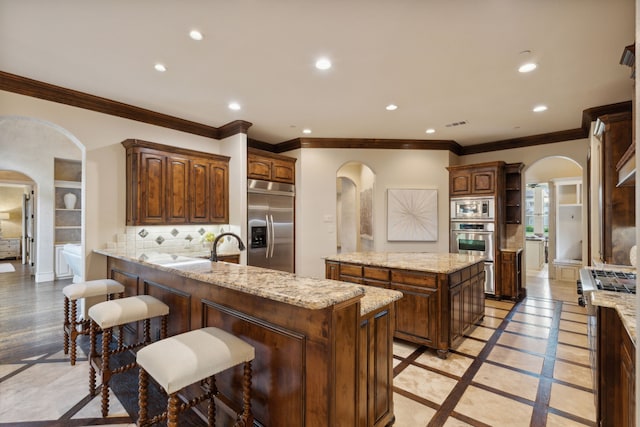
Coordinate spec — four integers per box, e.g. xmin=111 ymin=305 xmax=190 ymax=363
xmin=450 ymin=197 xmax=496 ymax=294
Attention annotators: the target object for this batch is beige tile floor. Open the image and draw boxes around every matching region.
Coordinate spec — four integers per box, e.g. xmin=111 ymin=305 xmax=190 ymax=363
xmin=0 ymin=270 xmax=595 ymax=426
xmin=392 ymin=274 xmax=596 ymax=427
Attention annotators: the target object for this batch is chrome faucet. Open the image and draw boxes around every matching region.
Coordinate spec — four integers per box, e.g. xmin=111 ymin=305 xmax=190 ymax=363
xmin=210 ymin=232 xmax=246 ymax=262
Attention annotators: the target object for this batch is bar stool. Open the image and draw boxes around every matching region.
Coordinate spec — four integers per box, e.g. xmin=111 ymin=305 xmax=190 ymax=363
xmin=88 ymin=294 xmax=170 ymax=417
xmin=62 ymin=279 xmax=125 ymax=365
xmin=136 ymin=327 xmax=255 ymax=427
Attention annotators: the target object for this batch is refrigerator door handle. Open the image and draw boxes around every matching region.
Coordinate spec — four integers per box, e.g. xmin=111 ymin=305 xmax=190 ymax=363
xmin=265 ymin=215 xmax=270 ymax=259
xmin=269 ymin=214 xmax=276 ymax=258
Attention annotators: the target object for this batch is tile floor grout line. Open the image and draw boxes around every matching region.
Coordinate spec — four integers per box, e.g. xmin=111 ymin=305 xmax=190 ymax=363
xmin=425 ymin=299 xmax=522 ymax=427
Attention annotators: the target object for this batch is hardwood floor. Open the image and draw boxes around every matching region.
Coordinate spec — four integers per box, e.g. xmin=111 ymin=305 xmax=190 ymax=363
xmin=0 ymin=259 xmax=594 ymax=426
xmin=0 ymin=260 xmax=68 ymax=363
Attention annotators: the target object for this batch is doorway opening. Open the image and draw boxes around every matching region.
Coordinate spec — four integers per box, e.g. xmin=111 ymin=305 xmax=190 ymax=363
xmin=0 ymin=171 xmax=35 ymax=269
xmin=336 ymin=162 xmax=375 ymax=254
xmin=524 ymin=156 xmax=583 ymax=282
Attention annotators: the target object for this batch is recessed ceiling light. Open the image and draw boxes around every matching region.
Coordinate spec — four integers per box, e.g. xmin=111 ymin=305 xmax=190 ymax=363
xmin=386 ymin=104 xmax=398 ymax=111
xmin=228 ymin=102 xmax=241 ymax=111
xmin=533 ymin=105 xmax=548 ymax=112
xmin=425 ymin=128 xmax=436 ymax=134
xmin=302 ymin=129 xmax=312 ymax=134
xmin=154 ymin=63 xmax=167 ymax=72
xmin=315 ymin=58 xmax=332 ymax=70
xmin=518 ymin=62 xmax=537 ymax=73
xmin=189 ymin=30 xmax=203 ymax=41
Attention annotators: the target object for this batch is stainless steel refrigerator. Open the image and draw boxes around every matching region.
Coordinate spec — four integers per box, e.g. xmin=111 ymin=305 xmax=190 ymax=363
xmin=247 ymin=179 xmax=295 ymax=272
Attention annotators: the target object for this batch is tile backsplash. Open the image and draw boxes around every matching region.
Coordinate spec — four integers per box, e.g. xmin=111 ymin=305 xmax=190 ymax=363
xmin=105 ymin=224 xmax=241 ymax=255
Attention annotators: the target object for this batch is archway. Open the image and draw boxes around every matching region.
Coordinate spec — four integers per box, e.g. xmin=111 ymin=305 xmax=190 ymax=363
xmin=0 ymin=116 xmax=85 ymax=282
xmin=336 ymin=162 xmax=375 ymax=253
xmin=524 ymin=156 xmax=584 ymax=281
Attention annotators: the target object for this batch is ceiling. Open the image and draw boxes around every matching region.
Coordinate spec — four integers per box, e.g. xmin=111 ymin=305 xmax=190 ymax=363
xmin=0 ymin=0 xmax=635 ymax=147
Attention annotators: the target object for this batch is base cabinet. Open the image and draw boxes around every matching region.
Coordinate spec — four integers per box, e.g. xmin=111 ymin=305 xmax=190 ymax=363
xmin=597 ymin=306 xmax=636 ymax=427
xmin=359 ymin=304 xmax=395 ymax=427
xmin=54 ymin=244 xmax=73 ymax=278
xmin=499 ymin=249 xmax=522 ymax=300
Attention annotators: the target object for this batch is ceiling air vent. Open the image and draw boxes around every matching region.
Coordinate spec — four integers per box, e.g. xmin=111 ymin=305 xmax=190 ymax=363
xmin=445 ymin=120 xmax=468 ymax=128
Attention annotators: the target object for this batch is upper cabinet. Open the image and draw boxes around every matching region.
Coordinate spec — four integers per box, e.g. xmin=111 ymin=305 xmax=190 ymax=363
xmin=594 ymin=112 xmax=635 ymax=265
xmin=248 ymin=148 xmax=296 ymax=184
xmin=123 ymin=139 xmax=229 ymax=226
xmin=446 ymin=161 xmax=504 ymax=197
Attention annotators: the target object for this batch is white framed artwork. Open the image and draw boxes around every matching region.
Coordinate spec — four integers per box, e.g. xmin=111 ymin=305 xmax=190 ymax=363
xmin=387 ymin=188 xmax=438 ymax=241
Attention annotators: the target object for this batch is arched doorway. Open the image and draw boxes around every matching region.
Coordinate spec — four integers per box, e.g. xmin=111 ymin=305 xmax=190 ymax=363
xmin=336 ymin=162 xmax=375 ymax=253
xmin=0 ymin=116 xmax=84 ymax=282
xmin=524 ymin=156 xmax=584 ymax=281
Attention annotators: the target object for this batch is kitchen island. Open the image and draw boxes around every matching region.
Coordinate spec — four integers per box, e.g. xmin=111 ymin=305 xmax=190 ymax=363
xmin=94 ymin=249 xmax=402 ymax=427
xmin=325 ymin=252 xmax=485 ymax=358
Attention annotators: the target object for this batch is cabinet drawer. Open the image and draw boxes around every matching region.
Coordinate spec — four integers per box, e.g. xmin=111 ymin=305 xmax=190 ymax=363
xmin=340 ymin=263 xmax=363 ymax=277
xmin=391 ymin=270 xmax=437 ymax=288
xmin=363 ymin=266 xmax=389 ymax=281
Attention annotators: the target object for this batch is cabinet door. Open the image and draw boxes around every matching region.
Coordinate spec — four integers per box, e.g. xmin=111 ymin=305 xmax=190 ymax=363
xmin=450 ymin=170 xmax=472 ymax=196
xmin=189 ymin=159 xmax=210 ymax=223
xmin=248 ymin=154 xmax=272 ymax=180
xmin=166 ymin=156 xmax=189 ymax=224
xmin=140 ymin=152 xmax=166 ymax=224
xmin=208 ymin=160 xmax=229 ymax=223
xmin=55 ymin=244 xmax=73 ymax=278
xmin=391 ymin=282 xmax=438 ymax=345
xmin=271 ymin=158 xmax=295 ymax=184
xmin=500 ymin=252 xmax=515 ymax=299
xmin=449 ymin=285 xmax=463 ymax=343
xmin=471 ymin=169 xmax=496 ymax=194
xmin=326 ymin=261 xmax=340 ymax=280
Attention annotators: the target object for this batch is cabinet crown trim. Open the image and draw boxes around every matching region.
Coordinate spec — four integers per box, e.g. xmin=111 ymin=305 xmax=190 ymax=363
xmin=122 ymin=139 xmax=230 ymax=161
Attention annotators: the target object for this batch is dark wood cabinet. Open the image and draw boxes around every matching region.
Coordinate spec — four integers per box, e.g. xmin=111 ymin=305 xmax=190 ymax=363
xmin=504 ymin=163 xmax=524 ymax=224
xmin=594 ymin=112 xmax=635 ymax=265
xmin=327 ymin=259 xmax=485 ymax=358
xmin=597 ymin=305 xmax=636 ymax=427
xmin=359 ymin=303 xmax=395 ymax=427
xmin=123 ymin=139 xmax=229 ymax=225
xmin=499 ymin=249 xmax=523 ymax=300
xmin=166 ymin=155 xmax=190 ymax=223
xmin=447 ymin=162 xmax=504 ymax=197
xmin=248 ymin=148 xmax=296 ymax=184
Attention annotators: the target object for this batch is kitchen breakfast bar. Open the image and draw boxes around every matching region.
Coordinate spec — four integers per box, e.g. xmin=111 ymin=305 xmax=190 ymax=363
xmin=94 ymin=249 xmax=402 ymax=427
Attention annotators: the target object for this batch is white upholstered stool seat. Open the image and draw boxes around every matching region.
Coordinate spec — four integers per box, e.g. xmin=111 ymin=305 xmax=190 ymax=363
xmin=88 ymin=294 xmax=169 ymax=418
xmin=137 ymin=327 xmax=255 ymax=427
xmin=62 ymin=279 xmax=124 ymax=365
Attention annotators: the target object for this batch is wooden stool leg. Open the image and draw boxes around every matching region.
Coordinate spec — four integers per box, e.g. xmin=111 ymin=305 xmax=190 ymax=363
xmin=138 ymin=367 xmax=149 ymax=426
xmin=167 ymin=392 xmax=179 ymax=427
xmin=208 ymin=375 xmax=217 ymax=426
xmin=143 ymin=318 xmax=151 ymax=344
xmin=238 ymin=360 xmax=253 ymax=427
xmin=89 ymin=320 xmax=97 ymax=396
xmin=100 ymin=327 xmax=112 ymax=417
xmin=160 ymin=315 xmax=168 ymax=339
xmin=69 ymin=299 xmax=78 ymax=365
xmin=63 ymin=297 xmax=70 ymax=355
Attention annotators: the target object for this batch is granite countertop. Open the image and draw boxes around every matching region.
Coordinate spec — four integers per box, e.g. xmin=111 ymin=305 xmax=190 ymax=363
xmin=324 ymin=252 xmax=485 ymax=274
xmin=591 ymin=292 xmax=636 ymax=345
xmin=94 ymin=249 xmax=402 ymax=314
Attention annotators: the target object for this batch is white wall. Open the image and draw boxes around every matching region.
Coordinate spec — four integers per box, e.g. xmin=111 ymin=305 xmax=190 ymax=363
xmin=292 ymin=148 xmax=451 ymax=278
xmin=0 ymin=91 xmax=233 ymax=281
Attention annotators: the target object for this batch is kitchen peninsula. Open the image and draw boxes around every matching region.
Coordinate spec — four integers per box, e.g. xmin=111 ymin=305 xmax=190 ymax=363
xmin=94 ymin=249 xmax=402 ymax=427
xmin=325 ymin=252 xmax=485 ymax=358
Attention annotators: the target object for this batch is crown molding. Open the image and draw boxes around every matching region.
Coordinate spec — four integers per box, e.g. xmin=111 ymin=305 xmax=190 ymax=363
xmin=0 ymin=70 xmax=251 ymax=140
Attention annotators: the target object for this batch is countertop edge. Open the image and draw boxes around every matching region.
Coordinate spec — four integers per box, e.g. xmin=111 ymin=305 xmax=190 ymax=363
xmin=591 ymin=291 xmax=636 ymax=346
xmin=94 ymin=249 xmax=377 ymax=311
